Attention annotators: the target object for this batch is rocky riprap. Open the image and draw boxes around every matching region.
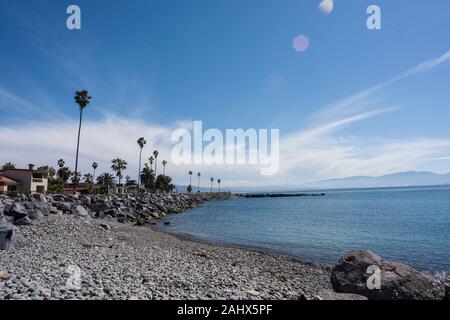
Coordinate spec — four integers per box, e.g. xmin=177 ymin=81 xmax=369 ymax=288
xmin=237 ymin=193 xmax=325 ymax=198
xmin=0 ymin=215 xmax=332 ymax=300
xmin=0 ymin=192 xmax=233 ymax=228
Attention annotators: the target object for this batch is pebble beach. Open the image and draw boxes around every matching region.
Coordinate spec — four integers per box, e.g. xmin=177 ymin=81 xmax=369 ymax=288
xmin=0 ymin=214 xmax=332 ymax=300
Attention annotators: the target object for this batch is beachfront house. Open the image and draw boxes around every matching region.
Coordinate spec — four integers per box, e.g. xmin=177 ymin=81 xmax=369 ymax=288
xmin=0 ymin=165 xmax=48 ymax=194
xmin=0 ymin=173 xmax=19 ymax=194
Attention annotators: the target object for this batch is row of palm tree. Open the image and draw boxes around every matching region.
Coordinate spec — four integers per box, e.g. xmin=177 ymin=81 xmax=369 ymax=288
xmin=1 ymin=162 xmax=16 ymax=169
xmin=64 ymin=89 xmax=224 ymax=194
xmin=138 ymin=147 xmax=174 ymax=192
xmin=186 ymin=171 xmax=222 ymax=193
xmin=47 ymin=153 xmax=172 ymax=193
xmin=111 ymin=158 xmax=128 ymax=186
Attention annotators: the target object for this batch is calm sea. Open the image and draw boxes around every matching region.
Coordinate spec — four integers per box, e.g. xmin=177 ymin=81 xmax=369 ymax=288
xmin=156 ymin=186 xmax=450 ymax=273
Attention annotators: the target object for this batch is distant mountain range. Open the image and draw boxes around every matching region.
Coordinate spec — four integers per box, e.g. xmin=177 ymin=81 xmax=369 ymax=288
xmin=216 ymin=171 xmax=450 ymax=193
xmin=305 ymin=171 xmax=450 ymax=189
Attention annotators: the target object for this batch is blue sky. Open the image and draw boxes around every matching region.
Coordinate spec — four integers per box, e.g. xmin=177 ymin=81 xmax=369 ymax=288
xmin=1 ymin=0 xmax=450 ymax=187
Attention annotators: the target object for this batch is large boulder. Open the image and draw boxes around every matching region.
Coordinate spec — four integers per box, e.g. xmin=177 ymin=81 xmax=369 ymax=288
xmin=80 ymin=196 xmax=91 ymax=205
xmin=331 ymin=250 xmax=446 ymax=300
xmin=54 ymin=202 xmax=72 ymax=213
xmin=71 ymin=205 xmax=90 ymax=217
xmin=14 ymin=216 xmax=33 ymax=226
xmin=445 ymin=282 xmax=450 ymax=300
xmin=28 ymin=209 xmax=45 ymax=220
xmin=6 ymin=202 xmax=28 ymax=220
xmin=32 ymin=193 xmax=47 ymax=202
xmin=0 ymin=218 xmax=16 ymax=250
xmin=32 ymin=202 xmax=52 ymax=216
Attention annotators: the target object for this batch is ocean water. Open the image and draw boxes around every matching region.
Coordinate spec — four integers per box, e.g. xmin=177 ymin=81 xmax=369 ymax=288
xmin=157 ymin=186 xmax=450 ymax=273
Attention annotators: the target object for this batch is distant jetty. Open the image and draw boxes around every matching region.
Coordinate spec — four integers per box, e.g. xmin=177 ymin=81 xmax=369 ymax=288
xmin=236 ymin=193 xmax=325 ymax=198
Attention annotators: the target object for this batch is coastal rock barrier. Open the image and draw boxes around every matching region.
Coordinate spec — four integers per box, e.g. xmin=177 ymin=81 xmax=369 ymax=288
xmin=0 ymin=192 xmax=233 ymax=249
xmin=237 ymin=193 xmax=325 ymax=198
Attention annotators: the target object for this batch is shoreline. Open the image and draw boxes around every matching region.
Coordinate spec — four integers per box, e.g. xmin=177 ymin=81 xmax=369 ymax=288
xmin=2 ymin=192 xmax=446 ymax=300
xmin=150 ymin=223 xmax=333 ymax=271
xmin=0 ymin=215 xmax=332 ymax=300
xmin=0 ymin=192 xmax=335 ymax=300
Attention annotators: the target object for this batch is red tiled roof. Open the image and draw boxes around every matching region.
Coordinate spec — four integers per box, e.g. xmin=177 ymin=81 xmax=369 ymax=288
xmin=0 ymin=174 xmax=18 ymax=184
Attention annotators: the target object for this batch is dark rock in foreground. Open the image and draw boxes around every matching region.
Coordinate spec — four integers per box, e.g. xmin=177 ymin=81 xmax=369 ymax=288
xmin=331 ymin=250 xmax=446 ymax=300
xmin=0 ymin=218 xmax=15 ymax=250
xmin=445 ymin=282 xmax=450 ymax=300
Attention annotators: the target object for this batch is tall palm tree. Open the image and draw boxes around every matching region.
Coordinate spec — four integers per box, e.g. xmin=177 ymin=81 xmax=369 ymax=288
xmin=111 ymin=158 xmax=127 ymax=187
xmin=197 ymin=172 xmax=201 ymax=192
xmin=92 ymin=162 xmax=98 ymax=183
xmin=37 ymin=165 xmax=49 ymax=171
xmin=137 ymin=137 xmax=147 ymax=188
xmin=48 ymin=167 xmax=56 ymax=179
xmin=70 ymin=171 xmax=81 ymax=184
xmin=140 ymin=163 xmax=154 ymax=192
xmin=96 ymin=172 xmax=116 ymax=188
xmin=83 ymin=173 xmax=93 ymax=184
xmin=153 ymin=150 xmax=159 ymax=176
xmin=73 ymin=90 xmax=92 ymax=192
xmin=188 ymin=171 xmax=193 ymax=186
xmin=217 ymin=179 xmax=221 ymax=192
xmin=149 ymin=156 xmax=154 ymax=171
xmin=2 ymin=162 xmax=15 ymax=169
xmin=210 ymin=177 xmax=214 ymax=192
xmin=56 ymin=159 xmax=72 ymax=183
xmin=162 ymin=160 xmax=167 ymax=176
xmin=57 ymin=159 xmax=65 ymax=168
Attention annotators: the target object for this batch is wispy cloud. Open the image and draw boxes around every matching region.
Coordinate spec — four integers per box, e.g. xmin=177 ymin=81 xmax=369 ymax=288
xmin=291 ymin=107 xmax=396 ymax=142
xmin=311 ymin=50 xmax=450 ymax=123
xmin=0 ymin=86 xmax=35 ymax=116
xmin=1 ymin=51 xmax=450 ymax=187
xmin=1 ymin=114 xmax=450 ymax=187
xmin=403 ymin=50 xmax=450 ymax=77
xmin=0 ymin=84 xmax=68 ymax=121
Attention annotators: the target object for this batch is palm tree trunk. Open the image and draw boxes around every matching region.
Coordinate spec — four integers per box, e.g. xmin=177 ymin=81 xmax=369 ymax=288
xmin=74 ymin=108 xmax=83 ymax=193
xmin=210 ymin=183 xmax=212 ymax=192
xmin=189 ymin=176 xmax=192 ymax=186
xmin=138 ymin=148 xmax=142 ymax=189
xmin=163 ymin=166 xmax=165 ymax=177
xmin=154 ymin=158 xmax=157 ymax=176
xmin=92 ymin=168 xmax=96 ymax=184
xmin=198 ymin=177 xmax=200 ymax=192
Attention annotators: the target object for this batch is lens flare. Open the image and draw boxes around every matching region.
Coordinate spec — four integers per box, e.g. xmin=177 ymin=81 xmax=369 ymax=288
xmin=318 ymin=0 xmax=334 ymax=15
xmin=292 ymin=34 xmax=310 ymax=52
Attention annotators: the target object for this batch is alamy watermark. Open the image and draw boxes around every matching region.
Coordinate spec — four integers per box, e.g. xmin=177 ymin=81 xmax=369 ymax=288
xmin=366 ymin=265 xmax=381 ymax=290
xmin=367 ymin=5 xmax=382 ymax=30
xmin=66 ymin=264 xmax=82 ymax=290
xmin=66 ymin=4 xmax=382 ymax=31
xmin=171 ymin=121 xmax=280 ymax=176
xmin=66 ymin=5 xmax=81 ymax=30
